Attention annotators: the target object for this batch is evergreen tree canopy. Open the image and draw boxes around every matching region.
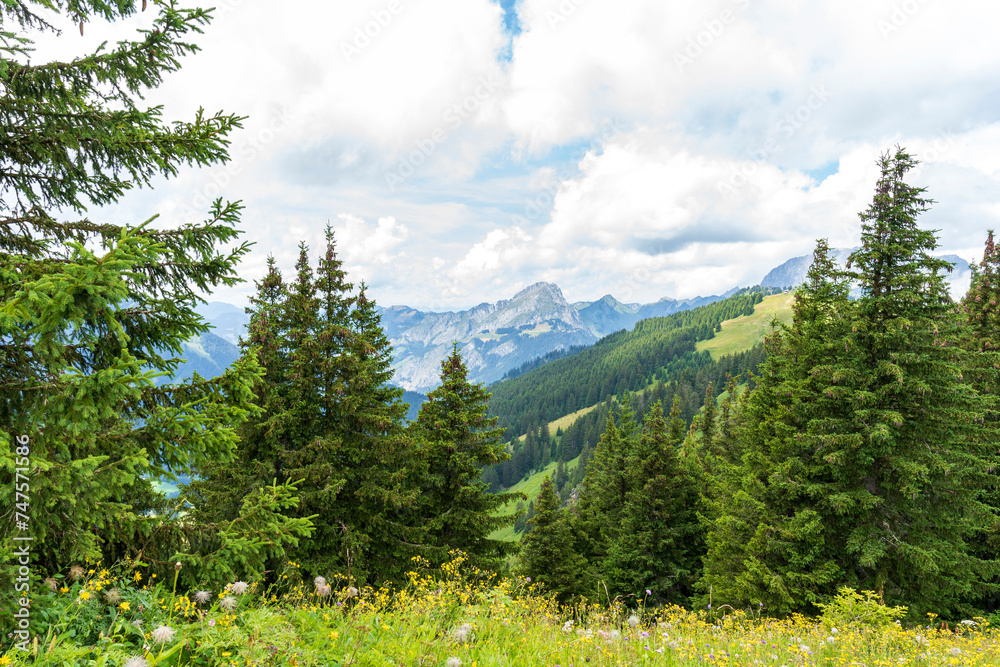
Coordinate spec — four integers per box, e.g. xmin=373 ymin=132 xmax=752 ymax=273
xmin=517 ymin=476 xmax=586 ymax=602
xmin=189 ymin=229 xmax=422 ymax=587
xmin=703 ymin=148 xmax=999 ymax=618
xmin=0 ymin=0 xmax=312 ymax=586
xmin=412 ymin=343 xmax=522 ymax=570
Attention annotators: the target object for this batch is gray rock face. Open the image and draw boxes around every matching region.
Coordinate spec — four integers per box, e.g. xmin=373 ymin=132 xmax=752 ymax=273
xmin=381 ymin=282 xmax=599 ymax=392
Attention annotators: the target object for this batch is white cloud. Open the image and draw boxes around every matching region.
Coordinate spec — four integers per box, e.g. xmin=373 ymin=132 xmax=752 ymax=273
xmin=25 ymin=0 xmax=1000 ymax=311
xmin=445 ymin=227 xmax=534 ymax=297
xmin=334 ymin=214 xmax=409 ymax=266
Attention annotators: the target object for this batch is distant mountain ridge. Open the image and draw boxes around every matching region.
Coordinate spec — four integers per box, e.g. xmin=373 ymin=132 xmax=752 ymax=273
xmin=759 ymin=247 xmax=973 ymax=295
xmin=179 ymin=249 xmax=973 ymax=392
xmin=379 ymin=282 xmax=738 ymax=392
xmin=381 ymin=282 xmax=598 ymax=391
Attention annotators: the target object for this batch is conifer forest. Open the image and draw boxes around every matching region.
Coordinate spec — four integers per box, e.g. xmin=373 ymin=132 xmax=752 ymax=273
xmin=3 ymin=1 xmax=1000 ymax=665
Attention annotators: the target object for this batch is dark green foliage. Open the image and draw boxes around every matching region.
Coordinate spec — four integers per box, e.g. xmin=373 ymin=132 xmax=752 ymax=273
xmin=490 ymin=342 xmax=768 ymax=490
xmin=702 ymin=239 xmax=853 ymax=613
xmin=489 ymin=288 xmax=775 ymax=438
xmin=608 ymin=401 xmax=703 ymax=605
xmin=412 ymin=344 xmax=523 ymax=570
xmin=959 ymin=231 xmax=1000 ymax=610
xmin=517 ymin=476 xmax=587 ymax=601
xmin=190 ymin=229 xmax=420 ymax=586
xmin=575 ymin=401 xmax=640 ymax=590
xmin=840 ymin=148 xmax=996 ymax=615
xmin=703 ymin=148 xmax=999 ymax=618
xmin=0 ymin=0 xmax=313 ymax=594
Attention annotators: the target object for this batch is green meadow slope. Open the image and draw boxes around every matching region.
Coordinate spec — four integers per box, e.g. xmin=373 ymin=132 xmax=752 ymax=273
xmin=695 ymin=291 xmax=795 ymax=359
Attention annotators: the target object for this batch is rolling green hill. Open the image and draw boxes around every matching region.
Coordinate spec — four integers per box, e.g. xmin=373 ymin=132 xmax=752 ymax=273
xmin=696 ymin=291 xmax=795 ymax=359
xmin=492 ymin=292 xmax=793 ymax=540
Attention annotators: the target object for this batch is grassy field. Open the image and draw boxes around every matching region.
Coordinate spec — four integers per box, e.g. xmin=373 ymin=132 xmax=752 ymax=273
xmin=18 ymin=558 xmax=1000 ymax=666
xmin=695 ymin=291 xmax=795 ymax=360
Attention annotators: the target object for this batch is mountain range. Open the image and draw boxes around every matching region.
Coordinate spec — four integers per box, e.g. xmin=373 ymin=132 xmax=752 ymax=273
xmin=171 ymin=250 xmax=975 ymax=392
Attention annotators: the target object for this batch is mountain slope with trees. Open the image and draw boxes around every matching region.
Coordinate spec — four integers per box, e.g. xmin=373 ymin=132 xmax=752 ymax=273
xmin=515 ymin=147 xmax=1000 ymax=620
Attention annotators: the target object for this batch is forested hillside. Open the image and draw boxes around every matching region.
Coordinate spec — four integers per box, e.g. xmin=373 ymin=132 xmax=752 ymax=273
xmin=488 ymin=287 xmax=779 ymax=440
xmin=514 ymin=148 xmax=1000 ymax=620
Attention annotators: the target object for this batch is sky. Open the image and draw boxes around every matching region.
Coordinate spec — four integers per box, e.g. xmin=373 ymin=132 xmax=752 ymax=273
xmin=27 ymin=0 xmax=1000 ymax=311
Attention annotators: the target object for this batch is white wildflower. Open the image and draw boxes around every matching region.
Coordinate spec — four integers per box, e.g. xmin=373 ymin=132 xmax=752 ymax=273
xmin=230 ymin=581 xmax=249 ymax=595
xmin=450 ymin=623 xmax=473 ymax=643
xmin=562 ymin=620 xmax=574 ymax=633
xmin=961 ymin=619 xmax=977 ymax=626
xmin=316 ymin=583 xmax=332 ymax=597
xmin=193 ymin=590 xmax=212 ymax=605
xmin=445 ymin=657 xmax=462 ymax=667
xmin=668 ymin=640 xmax=680 ymax=650
xmin=799 ymin=645 xmax=812 ymax=655
xmin=949 ymin=647 xmax=962 ymax=656
xmin=151 ymin=626 xmax=175 ymax=644
xmin=123 ymin=656 xmax=147 ymax=667
xmin=914 ymin=634 xmax=928 ymax=646
xmin=314 ymin=575 xmax=327 ymax=588
xmin=346 ymin=586 xmax=359 ymax=598
xmin=627 ymin=615 xmax=640 ymax=628
xmin=219 ymin=596 xmax=237 ymax=612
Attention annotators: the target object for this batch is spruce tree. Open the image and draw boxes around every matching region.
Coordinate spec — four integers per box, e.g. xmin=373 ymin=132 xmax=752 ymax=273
xmin=0 ymin=0 xmax=311 ymax=588
xmin=701 ymin=239 xmax=853 ymax=613
xmin=517 ymin=476 xmax=586 ymax=601
xmin=704 ymin=149 xmax=998 ymax=617
xmin=193 ymin=234 xmax=420 ymax=586
xmin=412 ymin=344 xmax=522 ymax=571
xmin=958 ymin=231 xmax=1000 ymax=609
xmin=841 ymin=147 xmax=995 ymax=615
xmin=575 ymin=400 xmax=639 ymax=595
xmin=609 ymin=401 xmax=703 ymax=604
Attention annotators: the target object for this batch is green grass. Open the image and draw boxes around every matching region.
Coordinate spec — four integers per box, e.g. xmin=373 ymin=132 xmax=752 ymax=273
xmin=24 ymin=560 xmax=1000 ymax=666
xmin=696 ymin=291 xmax=795 ymax=360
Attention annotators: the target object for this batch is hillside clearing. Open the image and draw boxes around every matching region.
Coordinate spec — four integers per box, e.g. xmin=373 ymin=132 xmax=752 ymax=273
xmin=696 ymin=291 xmax=795 ymax=360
